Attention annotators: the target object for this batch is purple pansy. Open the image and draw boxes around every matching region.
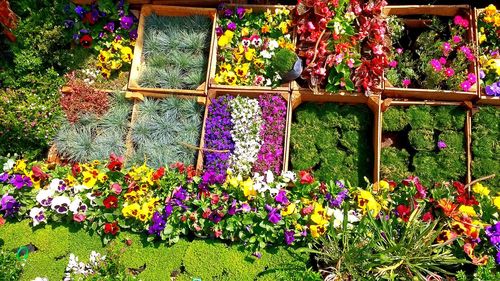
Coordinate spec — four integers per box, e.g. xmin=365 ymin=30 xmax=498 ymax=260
xmin=0 ymin=194 xmax=20 ymax=218
xmin=0 ymin=172 xmax=9 ymax=182
xmin=9 ymin=174 xmax=32 ymax=189
xmin=129 ymin=29 xmax=138 ymax=40
xmin=224 ymin=9 xmax=233 ymax=17
xmin=236 ymin=7 xmax=246 ymax=19
xmin=284 ymin=229 xmax=295 ymax=245
xmin=74 ymin=6 xmax=85 ymax=17
xmin=275 ymin=189 xmax=289 ymax=205
xmin=265 ymin=204 xmax=281 ymax=224
xmin=104 ymin=22 xmax=115 ymax=33
xmin=120 ymin=16 xmax=134 ymax=30
xmin=227 ymin=21 xmax=237 ymax=31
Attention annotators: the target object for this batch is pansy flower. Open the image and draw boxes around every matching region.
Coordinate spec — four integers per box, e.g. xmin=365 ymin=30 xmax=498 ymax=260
xmin=51 ymin=196 xmax=71 ymax=214
xmin=30 ymin=207 xmax=46 ymax=226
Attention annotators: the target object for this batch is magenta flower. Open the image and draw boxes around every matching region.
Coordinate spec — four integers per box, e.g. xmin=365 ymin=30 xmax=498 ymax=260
xmin=467 ymin=73 xmax=477 ymax=84
xmin=120 ymin=16 xmax=134 ymax=30
xmin=461 ymin=80 xmax=472 ymax=91
xmin=396 ymin=48 xmax=403 ymax=54
xmin=439 ymin=57 xmax=447 ymax=65
xmin=442 ymin=42 xmax=451 ymax=54
xmin=265 ymin=204 xmax=281 ymax=224
xmin=437 ymin=140 xmax=447 ymax=149
xmin=444 ymin=68 xmax=455 ymax=77
xmin=389 ymin=60 xmax=398 ymax=68
xmin=454 ymin=15 xmax=469 ymax=28
xmin=284 ymin=230 xmax=295 ymax=245
xmin=275 ymin=189 xmax=289 ymax=205
xmin=402 ymin=79 xmax=411 ymax=87
xmin=227 ymin=21 xmax=237 ymax=31
xmin=9 ymin=174 xmax=32 ymax=189
xmin=452 ymin=35 xmax=462 ymax=43
xmin=430 ymin=59 xmax=442 ymax=71
xmin=215 ymin=26 xmax=223 ymax=36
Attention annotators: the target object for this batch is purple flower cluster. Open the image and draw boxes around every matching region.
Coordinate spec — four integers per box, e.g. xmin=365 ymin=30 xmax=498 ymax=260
xmin=485 ymin=222 xmax=500 ymax=264
xmin=204 ymin=96 xmax=235 ymax=175
xmin=485 ymin=81 xmax=500 ymax=96
xmin=0 ymin=172 xmax=32 ymax=189
xmin=252 ymin=95 xmax=287 ymax=175
xmin=0 ymin=194 xmax=20 ymax=218
xmin=325 ymin=180 xmax=348 ymax=208
xmin=265 ymin=204 xmax=282 ymax=224
xmin=148 ymin=204 xmax=173 ymax=236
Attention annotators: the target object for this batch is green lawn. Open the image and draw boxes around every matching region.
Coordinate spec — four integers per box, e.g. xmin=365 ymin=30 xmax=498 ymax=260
xmin=0 ymin=221 xmax=311 ymax=280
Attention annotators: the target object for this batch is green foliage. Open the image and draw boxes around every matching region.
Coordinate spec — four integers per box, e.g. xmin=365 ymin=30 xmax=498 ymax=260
xmin=438 ymin=130 xmax=465 ymax=154
xmin=408 ymin=129 xmax=434 ymax=151
xmin=130 ymin=97 xmax=204 ymax=168
xmin=434 ymin=106 xmax=466 ymax=131
xmin=0 ymin=250 xmax=23 ymax=281
xmin=290 ymin=103 xmax=373 ymax=186
xmin=382 ymin=107 xmax=408 ymax=132
xmin=271 ymin=48 xmax=297 ymax=74
xmin=380 ymin=147 xmax=410 ymax=182
xmin=457 ymin=257 xmax=500 ymax=281
xmin=472 ymin=106 xmax=500 ymax=188
xmin=139 ymin=14 xmax=212 ymax=89
xmin=54 ymin=93 xmax=132 ymax=162
xmin=407 ymin=105 xmax=435 ymax=130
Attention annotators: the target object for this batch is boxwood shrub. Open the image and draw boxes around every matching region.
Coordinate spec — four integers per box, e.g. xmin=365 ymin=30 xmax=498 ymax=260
xmin=472 ymin=106 xmax=500 ymax=188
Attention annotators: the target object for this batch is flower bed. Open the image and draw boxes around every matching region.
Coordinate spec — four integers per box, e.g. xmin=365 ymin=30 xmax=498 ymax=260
xmin=476 ymin=5 xmax=500 ymax=105
xmin=293 ymin=0 xmax=388 ymax=95
xmin=289 ymin=96 xmax=379 ymax=186
xmin=201 ymin=90 xmax=289 ymax=178
xmin=208 ymin=5 xmax=294 ymax=91
xmin=380 ymin=101 xmax=470 ymax=186
xmin=471 ymin=105 xmax=500 ymax=188
xmin=383 ymin=5 xmax=478 ymax=101
xmin=128 ymin=5 xmax=216 ymax=95
xmin=128 ymin=94 xmax=205 ymax=169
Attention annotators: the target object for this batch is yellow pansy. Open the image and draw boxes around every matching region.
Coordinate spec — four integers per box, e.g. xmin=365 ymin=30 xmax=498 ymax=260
xmin=295 ymin=223 xmax=303 ymax=231
xmin=224 ymin=71 xmax=237 ymax=85
xmin=65 ymin=175 xmax=77 ymax=187
xmin=485 ymin=4 xmax=497 ymax=16
xmin=472 ymin=182 xmax=490 ymax=196
xmin=137 ymin=208 xmax=150 ymax=222
xmin=253 ymin=58 xmax=265 ymax=69
xmin=484 ymin=16 xmax=494 ymax=24
xmin=122 ymin=203 xmax=140 ymax=218
xmin=219 ymin=63 xmax=232 ymax=73
xmin=28 ymin=171 xmax=41 ymax=189
xmin=124 ymin=191 xmax=139 ymax=203
xmin=357 ymin=189 xmax=381 ymax=217
xmin=110 ymin=60 xmax=122 ymax=70
xmin=285 ymin=42 xmax=295 ymax=51
xmin=458 ymin=205 xmax=477 ymax=217
xmin=120 ymin=47 xmax=133 ymax=63
xmin=218 ymin=30 xmax=234 ymax=47
xmin=310 ymin=224 xmax=326 ymax=238
xmin=98 ymin=51 xmax=111 ymax=64
xmin=282 ymin=203 xmax=296 ymax=216
xmin=214 ymin=73 xmax=225 ymax=84
xmin=479 ymin=33 xmax=487 ymax=44
xmin=14 ymin=160 xmax=27 ymax=174
xmin=101 ymin=68 xmax=111 ymax=79
xmin=373 ymin=180 xmax=391 ymax=193
xmin=278 ymin=37 xmax=287 ymax=48
xmin=112 ymin=40 xmax=123 ymax=51
xmin=244 ymin=48 xmax=256 ymax=61
xmin=241 ymin=178 xmax=256 ymax=199
xmin=494 ymin=197 xmax=500 ymax=210
xmin=278 ymin=21 xmax=289 ymax=34
xmin=233 ymin=45 xmax=245 ymax=63
xmin=261 ymin=24 xmax=270 ymax=34
xmin=241 ymin=27 xmax=250 ymax=37
xmin=495 ymin=14 xmax=500 ymax=27
xmin=82 ymin=170 xmax=98 ymax=188
xmin=234 ymin=63 xmax=250 ymax=78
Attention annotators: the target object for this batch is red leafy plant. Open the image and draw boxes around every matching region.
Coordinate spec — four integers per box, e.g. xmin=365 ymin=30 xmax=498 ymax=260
xmin=61 ymin=72 xmax=109 ymax=123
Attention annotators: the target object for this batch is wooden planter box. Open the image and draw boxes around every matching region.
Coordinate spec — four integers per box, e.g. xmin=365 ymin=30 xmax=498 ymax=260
xmin=151 ymin=1 xmax=229 ymax=7
xmin=128 ymin=5 xmax=217 ymax=96
xmin=381 ymin=5 xmax=478 ymax=101
xmin=71 ymin=0 xmax=151 ymax=4
xmin=125 ymin=91 xmax=207 ymax=171
xmin=198 ymin=89 xmax=292 ymax=174
xmin=474 ymin=8 xmax=500 ymax=106
xmin=380 ymin=99 xmax=473 ymax=184
xmin=207 ymin=4 xmax=295 ymax=93
xmin=290 ymin=91 xmax=382 ymax=183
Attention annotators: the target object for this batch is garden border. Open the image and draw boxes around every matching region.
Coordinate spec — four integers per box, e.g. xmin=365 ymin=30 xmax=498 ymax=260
xmin=290 ymin=90 xmax=382 ymax=183
xmin=207 ymin=4 xmax=295 ymax=93
xmin=380 ymin=98 xmax=473 ymax=184
xmin=127 ymin=4 xmax=217 ymax=96
xmin=381 ymin=5 xmax=479 ymax=102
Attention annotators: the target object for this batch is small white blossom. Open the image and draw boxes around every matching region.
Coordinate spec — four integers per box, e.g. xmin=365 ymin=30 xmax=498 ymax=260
xmin=3 ymin=159 xmax=15 ymax=171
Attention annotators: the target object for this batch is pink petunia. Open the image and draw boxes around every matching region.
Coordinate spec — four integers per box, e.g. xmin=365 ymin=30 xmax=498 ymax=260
xmin=444 ymin=68 xmax=455 ymax=77
xmin=467 ymin=73 xmax=477 ymax=84
xmin=430 ymin=59 xmax=442 ymax=71
xmin=461 ymin=80 xmax=472 ymax=91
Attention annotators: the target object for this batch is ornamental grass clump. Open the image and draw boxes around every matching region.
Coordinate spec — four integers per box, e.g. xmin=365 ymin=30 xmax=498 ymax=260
xmin=381 ymin=105 xmax=467 ymax=186
xmin=472 ymin=106 xmax=500 ymax=187
xmin=290 ymin=103 xmax=373 ymax=186
xmin=138 ymin=14 xmax=212 ymax=89
xmin=129 ymin=96 xmax=204 ymax=168
xmin=386 ymin=14 xmax=477 ymax=91
xmin=54 ymin=93 xmax=132 ymax=162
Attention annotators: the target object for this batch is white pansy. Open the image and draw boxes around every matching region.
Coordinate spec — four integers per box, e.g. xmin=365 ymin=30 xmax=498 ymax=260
xmin=329 ymin=208 xmax=360 ymax=229
xmin=73 ymin=184 xmax=89 ymax=193
xmin=36 ymin=189 xmax=55 ymax=207
xmin=282 ymin=171 xmax=296 ymax=183
xmin=268 ymin=39 xmax=279 ymax=50
xmin=265 ymin=170 xmax=274 ymax=183
xmin=86 ymin=192 xmax=97 ymax=206
xmin=3 ymin=159 xmax=15 ymax=171
xmin=51 ymin=196 xmax=71 ymax=214
xmin=48 ymin=178 xmax=63 ymax=192
xmin=261 ymin=50 xmax=273 ymax=59
xmin=29 ymin=207 xmax=46 ymax=226
xmin=69 ymin=197 xmax=87 ymax=214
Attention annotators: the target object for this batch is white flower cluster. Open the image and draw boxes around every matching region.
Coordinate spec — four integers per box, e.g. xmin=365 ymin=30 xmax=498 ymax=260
xmin=63 ymin=251 xmax=106 ymax=281
xmin=81 ymin=68 xmax=100 ymax=85
xmin=253 ymin=170 xmax=296 ymax=196
xmin=228 ymin=96 xmax=263 ymax=176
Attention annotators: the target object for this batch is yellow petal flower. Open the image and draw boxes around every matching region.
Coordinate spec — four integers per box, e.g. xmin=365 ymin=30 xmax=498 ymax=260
xmin=241 ymin=27 xmax=250 ymax=37
xmin=122 ymin=203 xmax=141 ymax=218
xmin=494 ymin=197 xmax=500 ymax=210
xmin=458 ymin=205 xmax=477 ymax=217
xmin=310 ymin=225 xmax=326 ymax=238
xmin=282 ymin=203 xmax=296 ymax=216
xmin=14 ymin=160 xmax=27 ymax=174
xmin=485 ymin=4 xmax=497 ymax=16
xmin=224 ymin=71 xmax=237 ymax=85
xmin=244 ymin=48 xmax=256 ymax=61
xmin=472 ymin=182 xmax=490 ymax=196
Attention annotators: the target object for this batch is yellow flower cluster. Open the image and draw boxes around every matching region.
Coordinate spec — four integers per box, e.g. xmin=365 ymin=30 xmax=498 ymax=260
xmin=357 ymin=189 xmax=382 ymax=217
xmin=97 ymin=37 xmax=134 ymax=79
xmin=482 ymin=4 xmax=500 ymax=27
xmin=310 ymin=202 xmax=330 ymax=238
xmin=472 ymin=183 xmax=500 ymax=210
xmin=480 ymin=56 xmax=500 ymax=76
xmin=121 ymin=164 xmax=159 ymax=222
xmin=224 ymin=172 xmax=256 ymax=199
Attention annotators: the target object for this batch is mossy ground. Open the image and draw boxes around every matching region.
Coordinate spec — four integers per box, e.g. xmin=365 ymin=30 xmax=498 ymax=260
xmin=0 ymin=221 xmax=310 ymax=281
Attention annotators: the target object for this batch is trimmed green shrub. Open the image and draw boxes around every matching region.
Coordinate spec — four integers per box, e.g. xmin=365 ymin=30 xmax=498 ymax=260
xmin=472 ymin=133 xmax=499 ymax=159
xmin=472 ymin=158 xmax=500 ymax=188
xmin=380 ymin=147 xmax=410 ymax=182
xmin=290 ymin=143 xmax=320 ymax=171
xmin=408 ymin=129 xmax=435 ymax=151
xmin=382 ymin=107 xmax=409 ymax=132
xmin=0 ymin=250 xmax=23 ymax=281
xmin=438 ymin=131 xmax=465 ymax=154
xmin=271 ymin=48 xmax=297 ymax=74
xmin=434 ymin=106 xmax=466 ymax=131
xmin=413 ymin=152 xmax=438 ymax=186
xmin=407 ymin=105 xmax=435 ymax=130
xmin=437 ymin=152 xmax=467 ymax=183
xmin=315 ymin=128 xmax=340 ymax=150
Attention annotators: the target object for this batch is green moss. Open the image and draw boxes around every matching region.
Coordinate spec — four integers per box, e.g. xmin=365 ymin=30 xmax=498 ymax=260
xmin=320 ymin=103 xmax=343 ymax=128
xmin=340 ymin=130 xmax=364 ymax=153
xmin=290 ymin=143 xmax=319 ymax=170
xmin=436 ymin=152 xmax=467 ymax=183
xmin=434 ymin=106 xmax=466 ymax=131
xmin=473 ymin=106 xmax=500 ymax=134
xmin=472 ymin=133 xmax=499 ymax=159
xmin=472 ymin=158 xmax=500 ymax=188
xmin=380 ymin=147 xmax=410 ymax=182
xmin=338 ymin=105 xmax=372 ymax=131
xmin=382 ymin=107 xmax=409 ymax=132
xmin=315 ymin=128 xmax=339 ymax=150
xmin=290 ymin=124 xmax=315 ymax=149
xmin=407 ymin=105 xmax=435 ymax=130
xmin=438 ymin=131 xmax=465 ymax=154
xmin=295 ymin=104 xmax=320 ymax=126
xmin=408 ymin=129 xmax=435 ymax=151
xmin=271 ymin=48 xmax=297 ymax=74
xmin=413 ymin=152 xmax=439 ymax=186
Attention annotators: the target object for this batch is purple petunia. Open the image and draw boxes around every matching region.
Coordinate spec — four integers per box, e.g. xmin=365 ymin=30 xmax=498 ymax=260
xmin=148 ymin=211 xmax=166 ymax=235
xmin=284 ymin=230 xmax=295 ymax=245
xmin=224 ymin=9 xmax=233 ymax=17
xmin=485 ymin=82 xmax=500 ymax=96
xmin=485 ymin=222 xmax=500 ymax=264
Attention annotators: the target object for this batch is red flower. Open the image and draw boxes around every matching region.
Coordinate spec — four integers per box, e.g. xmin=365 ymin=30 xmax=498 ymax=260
xmin=170 ymin=162 xmax=185 ymax=173
xmin=107 ymin=153 xmax=123 ymax=171
xmin=300 ymin=205 xmax=314 ymax=216
xmin=396 ymin=204 xmax=411 ymax=222
xmin=211 ymin=194 xmax=220 ymax=205
xmin=71 ymin=163 xmax=81 ymax=176
xmin=83 ymin=12 xmax=96 ymax=25
xmin=104 ymin=222 xmax=119 ymax=235
xmin=79 ymin=34 xmax=93 ymax=48
xmin=299 ymin=170 xmax=314 ymax=184
xmin=214 ymin=229 xmax=223 ymax=238
xmin=422 ymin=211 xmax=434 ymax=222
xmin=152 ymin=167 xmax=165 ymax=181
xmin=31 ymin=166 xmax=48 ymax=182
xmin=103 ymin=195 xmax=118 ymax=209
xmin=186 ymin=165 xmax=196 ymax=179
xmin=202 ymin=208 xmax=211 ymax=219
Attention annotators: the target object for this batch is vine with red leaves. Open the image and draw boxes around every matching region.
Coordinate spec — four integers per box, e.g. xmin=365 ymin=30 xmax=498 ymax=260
xmin=0 ymin=0 xmax=17 ymax=41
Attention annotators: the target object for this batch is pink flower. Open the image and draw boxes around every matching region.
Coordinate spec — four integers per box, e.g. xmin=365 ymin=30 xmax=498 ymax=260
xmin=347 ymin=58 xmax=355 ymax=68
xmin=438 ymin=140 xmax=447 ymax=149
xmin=110 ymin=183 xmax=122 ymax=194
xmin=315 ymin=67 xmax=327 ymax=76
xmin=439 ymin=57 xmax=447 ymax=65
xmin=430 ymin=59 xmax=442 ymax=71
xmin=461 ymin=80 xmax=472 ymax=91
xmin=306 ymin=21 xmax=315 ymax=31
xmin=373 ymin=44 xmax=384 ymax=55
xmin=402 ymin=79 xmax=411 ymax=87
xmin=467 ymin=73 xmax=477 ymax=84
xmin=396 ymin=48 xmax=403 ymax=54
xmin=389 ymin=60 xmax=398 ymax=68
xmin=444 ymin=68 xmax=455 ymax=77
xmin=334 ymin=53 xmax=344 ymax=65
xmin=452 ymin=35 xmax=462 ymax=43
xmin=442 ymin=42 xmax=451 ymax=54
xmin=73 ymin=213 xmax=86 ymax=222
xmin=454 ymin=15 xmax=469 ymax=28
xmin=214 ymin=229 xmax=223 ymax=238
xmin=459 ymin=46 xmax=471 ymax=55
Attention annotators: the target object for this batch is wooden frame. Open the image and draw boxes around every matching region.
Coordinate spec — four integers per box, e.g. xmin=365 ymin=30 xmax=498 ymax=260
xmin=198 ymin=89 xmax=292 ymax=174
xmin=124 ymin=91 xmax=207 ymax=171
xmin=380 ymin=99 xmax=473 ymax=184
xmin=381 ymin=5 xmax=478 ymax=101
xmin=128 ymin=5 xmax=217 ymax=96
xmin=474 ymin=8 xmax=500 ymax=106
xmin=290 ymin=91 xmax=382 ymax=183
xmin=207 ymin=4 xmax=295 ymax=93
